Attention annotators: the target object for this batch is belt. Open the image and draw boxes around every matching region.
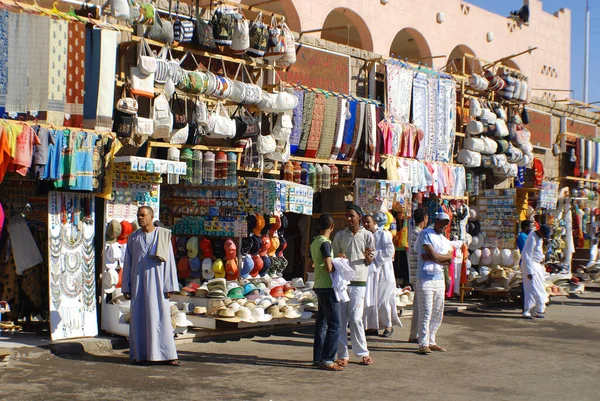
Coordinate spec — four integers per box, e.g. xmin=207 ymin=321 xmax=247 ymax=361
xmin=349 ymin=281 xmax=367 ymax=287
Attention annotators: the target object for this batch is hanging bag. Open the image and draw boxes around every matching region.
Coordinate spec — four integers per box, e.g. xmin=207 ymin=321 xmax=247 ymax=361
xmin=194 ymin=98 xmax=209 ymax=127
xmin=109 ymin=0 xmax=131 ymax=21
xmin=264 ymin=15 xmax=285 ymax=61
xmin=152 ymin=93 xmax=173 ymax=139
xmin=271 ymin=113 xmax=292 ymax=140
xmin=113 ymin=111 xmax=135 ymax=139
xmin=130 ymin=66 xmax=155 ymax=98
xmin=116 ymin=85 xmax=139 ymax=114
xmin=173 ymin=0 xmax=194 ymax=43
xmin=278 ymin=20 xmax=296 ymax=67
xmin=212 ymin=3 xmax=235 ymax=46
xmin=146 ymin=4 xmax=174 ymax=44
xmin=248 ymin=11 xmax=269 ymax=57
xmin=154 ymin=45 xmax=170 ymax=84
xmin=137 ymin=38 xmax=157 ymax=76
xmin=171 ymin=93 xmax=188 ymax=129
xmin=206 ymin=102 xmax=236 ymax=138
xmin=192 ymin=0 xmax=216 ymax=49
xmin=230 ymin=10 xmax=250 ymax=54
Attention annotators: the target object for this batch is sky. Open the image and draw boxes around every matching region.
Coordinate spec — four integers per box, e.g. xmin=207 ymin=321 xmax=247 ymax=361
xmin=466 ymin=0 xmax=599 ymax=104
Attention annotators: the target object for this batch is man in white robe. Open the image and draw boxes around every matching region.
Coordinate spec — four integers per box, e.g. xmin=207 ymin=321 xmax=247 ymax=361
xmin=123 ymin=206 xmax=180 ymax=365
xmin=521 ymin=225 xmax=550 ymax=319
xmin=363 ymin=214 xmax=402 ymax=337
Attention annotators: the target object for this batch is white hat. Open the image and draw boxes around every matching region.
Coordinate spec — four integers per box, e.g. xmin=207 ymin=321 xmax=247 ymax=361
xmin=469 ymin=233 xmax=484 ymax=250
xmin=435 ymin=212 xmax=450 ymax=221
xmin=291 ymin=278 xmax=305 ymax=288
xmin=480 ymin=248 xmax=493 ymax=266
xmin=469 ymin=208 xmax=478 ymax=221
xmin=104 ymin=243 xmax=122 ymax=270
xmin=304 ymin=281 xmax=315 ymax=290
xmin=501 ymin=249 xmax=514 ymax=266
xmin=283 ymin=305 xmax=302 ymax=319
xmin=202 ymin=258 xmax=215 ymax=280
xmin=512 ymin=249 xmax=521 ymax=265
xmin=194 ymin=282 xmax=209 ymax=298
xmin=492 ymin=248 xmax=502 ymax=266
xmin=227 ymin=302 xmax=241 ymax=313
xmin=173 ymin=311 xmax=193 ymax=327
xmin=251 ymin=307 xmax=273 ymax=322
xmin=235 ymin=307 xmax=257 ymax=323
xmin=102 ymin=269 xmax=119 ymax=294
xmin=469 ymin=249 xmax=482 ymax=265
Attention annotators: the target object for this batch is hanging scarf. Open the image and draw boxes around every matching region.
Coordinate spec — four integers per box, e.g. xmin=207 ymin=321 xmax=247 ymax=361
xmin=28 ymin=15 xmax=51 ymax=113
xmin=348 ymin=102 xmax=365 ymax=161
xmin=46 ymin=19 xmax=68 ymax=125
xmin=95 ymin=29 xmax=118 ymax=132
xmin=386 ymin=63 xmax=413 ymax=123
xmin=338 ymin=99 xmax=356 ymax=160
xmin=296 ymin=91 xmax=315 ymax=157
xmin=303 ymin=93 xmax=325 ymax=159
xmin=83 ymin=28 xmax=101 ymax=126
xmin=329 ymin=98 xmax=346 ymax=160
xmin=64 ymin=21 xmax=87 ymax=128
xmin=364 ymin=103 xmax=377 ymax=172
xmin=5 ymin=13 xmax=29 ymax=114
xmin=0 ymin=10 xmax=9 ymax=116
xmin=315 ymin=96 xmax=338 ymax=160
xmin=412 ymin=72 xmax=428 ymax=160
xmin=289 ymin=90 xmax=304 ymax=155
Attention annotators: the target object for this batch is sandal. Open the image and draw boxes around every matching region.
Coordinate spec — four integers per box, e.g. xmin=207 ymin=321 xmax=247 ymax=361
xmin=319 ymin=363 xmax=344 ymax=371
xmin=359 ymin=356 xmax=373 ymax=365
xmin=336 ymin=358 xmax=349 ymax=367
xmin=167 ymin=360 xmax=181 ymax=366
xmin=429 ymin=345 xmax=447 ymax=352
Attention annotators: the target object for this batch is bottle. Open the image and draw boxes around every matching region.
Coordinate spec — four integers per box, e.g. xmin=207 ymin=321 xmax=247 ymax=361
xmin=322 ymin=164 xmax=331 ymax=189
xmin=293 ymin=162 xmax=301 ymax=184
xmin=300 ymin=162 xmax=309 ymax=186
xmin=315 ymin=164 xmax=323 ymax=192
xmin=167 ymin=147 xmax=180 ymax=185
xmin=284 ymin=161 xmax=294 ymax=182
xmin=193 ymin=150 xmax=203 ymax=186
xmin=215 ymin=151 xmax=227 ymax=185
xmin=227 ymin=152 xmax=237 ymax=187
xmin=180 ymin=149 xmax=193 ymax=184
xmin=330 ymin=164 xmax=339 ymax=186
xmin=204 ymin=151 xmax=215 ymax=183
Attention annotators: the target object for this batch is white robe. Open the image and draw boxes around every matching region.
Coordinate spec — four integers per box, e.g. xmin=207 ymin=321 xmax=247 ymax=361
xmin=521 ymin=232 xmax=549 ymax=314
xmin=364 ymin=229 xmax=402 ymax=329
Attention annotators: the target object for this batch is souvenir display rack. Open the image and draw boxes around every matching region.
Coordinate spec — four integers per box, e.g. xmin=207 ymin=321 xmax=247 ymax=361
xmin=476 ymin=188 xmax=519 ymax=249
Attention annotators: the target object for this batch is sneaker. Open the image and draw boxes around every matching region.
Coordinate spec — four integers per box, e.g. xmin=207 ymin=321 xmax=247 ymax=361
xmin=418 ymin=346 xmax=432 ymax=354
xmin=381 ymin=328 xmax=394 ymax=338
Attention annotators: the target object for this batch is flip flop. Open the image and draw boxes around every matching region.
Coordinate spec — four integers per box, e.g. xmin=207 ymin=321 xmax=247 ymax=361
xmin=336 ymin=358 xmax=349 ymax=367
xmin=319 ymin=363 xmax=344 ymax=371
xmin=167 ymin=360 xmax=181 ymax=367
xmin=359 ymin=356 xmax=373 ymax=365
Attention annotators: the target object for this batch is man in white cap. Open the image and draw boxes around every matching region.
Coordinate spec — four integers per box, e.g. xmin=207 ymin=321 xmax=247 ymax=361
xmin=415 ymin=212 xmax=453 ymax=354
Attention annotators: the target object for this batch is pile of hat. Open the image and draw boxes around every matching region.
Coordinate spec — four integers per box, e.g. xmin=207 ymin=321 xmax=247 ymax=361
xmin=241 ymin=214 xmax=289 ymax=279
xmin=395 ymin=286 xmax=414 ymax=308
xmin=466 ymin=246 xmax=522 ymax=290
xmin=175 ymin=235 xmax=241 ymax=281
xmin=465 ymin=207 xmax=484 ymax=252
xmin=201 ymin=277 xmax=315 ymax=323
xmin=457 ymin=98 xmax=534 ymax=180
xmin=103 ymin=220 xmax=135 ymax=296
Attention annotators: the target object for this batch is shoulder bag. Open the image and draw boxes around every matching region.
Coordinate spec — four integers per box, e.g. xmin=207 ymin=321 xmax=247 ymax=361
xmin=278 ymin=20 xmax=296 ymax=67
xmin=152 ymin=93 xmax=174 ymax=139
xmin=130 ymin=66 xmax=155 ymax=98
xmin=206 ymin=102 xmax=236 ymax=138
xmin=116 ymin=85 xmax=139 ymax=115
xmin=137 ymin=38 xmax=157 ymax=76
xmin=212 ymin=4 xmax=235 ymax=45
xmin=264 ymin=15 xmax=285 ymax=62
xmin=230 ymin=11 xmax=250 ymax=54
xmin=192 ymin=0 xmax=216 ymax=49
xmin=248 ymin=11 xmax=269 ymax=57
xmin=145 ymin=8 xmax=174 ymax=44
xmin=171 ymin=93 xmax=188 ymax=129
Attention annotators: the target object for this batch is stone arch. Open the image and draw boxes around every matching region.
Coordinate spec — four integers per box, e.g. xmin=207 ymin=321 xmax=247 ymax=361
xmin=389 ymin=28 xmax=433 ymax=67
xmin=447 ymin=44 xmax=482 ymax=75
xmin=321 ymin=7 xmax=373 ymax=52
xmin=240 ymin=0 xmax=301 ymax=32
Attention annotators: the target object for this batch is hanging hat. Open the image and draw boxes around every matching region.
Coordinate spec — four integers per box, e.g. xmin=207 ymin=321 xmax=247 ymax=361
xmin=102 ymin=269 xmax=119 ymax=294
xmin=467 ymin=220 xmax=481 ymax=236
xmin=225 ymin=259 xmax=239 ymax=281
xmin=202 ymin=258 xmax=215 ymax=280
xmin=200 ymin=238 xmax=213 ymax=258
xmin=278 ymin=214 xmax=288 ymax=234
xmin=105 ymin=220 xmax=122 ymax=244
xmin=213 ymin=259 xmax=225 ymax=278
xmin=501 ymin=249 xmax=514 ymax=267
xmin=187 ymin=237 xmax=199 ymax=259
xmin=250 ymin=254 xmax=263 ymax=277
xmin=250 ymin=236 xmax=262 ymax=255
xmin=224 ymin=238 xmax=237 ymax=260
xmin=259 ymin=236 xmax=271 ymax=257
xmin=481 ymin=248 xmax=493 ymax=266
xmin=177 ymin=257 xmax=191 ymax=279
xmin=259 ymin=255 xmax=272 ymax=276
xmin=491 ymin=248 xmax=502 ymax=266
xmin=104 ymin=243 xmax=122 ymax=270
xmin=277 ymin=237 xmax=287 ymax=256
xmin=469 ymin=233 xmax=484 ymax=250
xmin=465 ymin=233 xmax=473 ymax=248
xmin=212 ymin=239 xmax=225 ymax=259
xmin=469 ymin=249 xmax=482 ymax=265
xmin=269 ymin=215 xmax=282 ymax=236
xmin=268 ymin=236 xmax=279 ymax=257
xmin=241 ymin=238 xmax=253 ymax=256
xmin=469 ymin=208 xmax=478 ymax=221
xmin=254 ymin=214 xmax=265 ymax=236
xmin=247 ymin=215 xmax=257 ymax=235
xmin=189 ymin=257 xmax=202 ymax=277
xmin=117 ymin=221 xmax=133 ymax=245
xmin=176 ymin=236 xmax=188 ymax=257
xmin=240 ymin=254 xmax=254 ymax=278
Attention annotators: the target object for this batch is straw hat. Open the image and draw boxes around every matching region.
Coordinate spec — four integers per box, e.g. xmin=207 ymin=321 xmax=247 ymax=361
xmin=235 ymin=307 xmax=257 ymax=323
xmin=102 ymin=269 xmax=119 ymax=294
xmin=251 ymin=307 xmax=273 ymax=322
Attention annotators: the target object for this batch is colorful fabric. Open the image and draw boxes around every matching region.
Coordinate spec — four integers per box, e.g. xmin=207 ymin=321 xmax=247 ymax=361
xmin=348 ymin=102 xmax=365 ymax=161
xmin=289 ymin=90 xmax=303 ymax=154
xmin=71 ymin=131 xmax=98 ymax=191
xmin=64 ymin=22 xmax=86 ymax=127
xmin=364 ymin=104 xmax=377 ymax=172
xmin=304 ymin=94 xmax=325 ymax=159
xmin=5 ymin=13 xmax=29 ymax=113
xmin=315 ymin=96 xmax=338 ymax=160
xmin=55 ymin=130 xmax=77 ymax=188
xmin=297 ymin=91 xmax=315 ymax=156
xmin=0 ymin=10 xmax=10 ymax=116
xmin=386 ymin=63 xmax=413 ymax=123
xmin=27 ymin=15 xmax=50 ymax=113
xmin=412 ymin=72 xmax=428 ymax=160
xmin=338 ymin=100 xmax=356 ymax=160
xmin=43 ymin=129 xmax=65 ymax=181
xmin=12 ymin=125 xmax=40 ymax=176
xmin=330 ymin=98 xmax=346 ymax=160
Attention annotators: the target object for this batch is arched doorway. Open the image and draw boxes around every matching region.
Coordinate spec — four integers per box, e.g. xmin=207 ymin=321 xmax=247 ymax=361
xmin=389 ymin=28 xmax=433 ymax=67
xmin=320 ymin=8 xmax=373 ymax=51
xmin=447 ymin=44 xmax=481 ymax=75
xmin=241 ymin=0 xmax=301 ymax=32
xmin=501 ymin=59 xmax=520 ymax=73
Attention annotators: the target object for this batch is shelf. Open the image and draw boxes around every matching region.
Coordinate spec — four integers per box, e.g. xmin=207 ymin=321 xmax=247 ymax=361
xmin=147 ymin=141 xmax=243 ymax=153
xmin=289 ymin=156 xmax=356 ymax=166
xmin=560 ymin=176 xmax=600 ymax=184
xmin=238 ymin=166 xmax=280 ymax=175
xmin=440 ymin=195 xmax=469 ymax=200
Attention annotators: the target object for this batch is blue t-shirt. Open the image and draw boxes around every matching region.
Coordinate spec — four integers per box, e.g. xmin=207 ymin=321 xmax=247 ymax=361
xmin=517 ymin=232 xmax=528 ymax=253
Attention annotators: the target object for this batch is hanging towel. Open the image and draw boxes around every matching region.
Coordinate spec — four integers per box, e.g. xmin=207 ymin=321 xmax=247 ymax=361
xmin=315 ymin=96 xmax=338 ymax=159
xmin=5 ymin=13 xmax=29 ymax=114
xmin=0 ymin=10 xmax=10 ymax=116
xmin=83 ymin=28 xmax=101 ymax=126
xmin=303 ymin=93 xmax=325 ymax=158
xmin=412 ymin=72 xmax=428 ymax=160
xmin=95 ymin=29 xmax=118 ymax=132
xmin=364 ymin=104 xmax=378 ymax=172
xmin=289 ymin=90 xmax=303 ymax=154
xmin=386 ymin=63 xmax=413 ymax=123
xmin=27 ymin=15 xmax=50 ymax=113
xmin=329 ymin=98 xmax=346 ymax=160
xmin=46 ymin=19 xmax=68 ymax=125
xmin=64 ymin=21 xmax=87 ymax=127
xmin=296 ymin=91 xmax=315 ymax=157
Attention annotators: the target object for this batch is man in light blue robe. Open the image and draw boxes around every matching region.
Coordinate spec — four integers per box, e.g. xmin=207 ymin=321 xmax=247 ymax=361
xmin=122 ymin=206 xmax=179 ymax=365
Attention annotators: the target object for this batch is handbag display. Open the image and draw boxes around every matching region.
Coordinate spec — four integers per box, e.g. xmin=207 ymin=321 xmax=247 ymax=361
xmin=109 ymin=0 xmax=130 ymax=21
xmin=154 ymin=46 xmax=170 ymax=84
xmin=169 ymin=125 xmax=189 ymax=144
xmin=272 ymin=113 xmax=292 ymax=140
xmin=173 ymin=1 xmax=194 ymax=44
xmin=264 ymin=16 xmax=286 ymax=62
xmin=257 ymin=133 xmax=276 ymax=154
xmin=146 ymin=9 xmax=174 ymax=44
xmin=130 ymin=67 xmax=155 ymax=98
xmin=135 ymin=116 xmax=154 ymax=137
xmin=206 ymin=102 xmax=236 ymax=139
xmin=137 ymin=38 xmax=157 ymax=76
xmin=236 ymin=110 xmax=260 ymax=138
xmin=152 ymin=93 xmax=173 ymax=139
xmin=194 ymin=99 xmax=209 ymax=127
xmin=177 ymin=71 xmax=209 ymax=94
xmin=192 ymin=0 xmax=216 ymax=49
xmin=230 ymin=13 xmax=250 ymax=54
xmin=171 ymin=93 xmax=188 ymax=129
xmin=248 ymin=12 xmax=269 ymax=57
xmin=116 ymin=86 xmax=139 ymax=115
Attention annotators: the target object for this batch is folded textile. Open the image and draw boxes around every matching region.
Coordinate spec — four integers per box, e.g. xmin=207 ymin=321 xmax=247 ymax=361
xmin=331 ymin=257 xmax=355 ymax=302
xmin=150 ymin=227 xmax=172 ymax=262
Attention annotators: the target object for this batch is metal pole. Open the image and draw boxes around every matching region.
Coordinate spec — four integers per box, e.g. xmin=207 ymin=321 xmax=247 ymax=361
xmin=584 ymin=0 xmax=590 ymax=103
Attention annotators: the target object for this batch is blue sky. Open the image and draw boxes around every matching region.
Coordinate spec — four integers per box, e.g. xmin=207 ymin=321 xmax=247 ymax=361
xmin=467 ymin=0 xmax=599 ymax=104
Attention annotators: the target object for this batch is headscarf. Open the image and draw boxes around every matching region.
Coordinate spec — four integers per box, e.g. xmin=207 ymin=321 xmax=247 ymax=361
xmin=347 ymin=204 xmax=363 ymax=217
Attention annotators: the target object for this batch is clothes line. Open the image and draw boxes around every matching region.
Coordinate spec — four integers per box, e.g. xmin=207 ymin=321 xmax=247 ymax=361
xmin=380 ymin=155 xmax=463 ymax=168
xmin=286 ymin=83 xmax=384 ymax=107
xmin=0 ymin=117 xmax=116 ymax=136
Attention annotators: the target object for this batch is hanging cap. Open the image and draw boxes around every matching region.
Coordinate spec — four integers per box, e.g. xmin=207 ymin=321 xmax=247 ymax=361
xmin=106 ymin=220 xmax=122 ymax=244
xmin=117 ymin=221 xmax=133 ymax=244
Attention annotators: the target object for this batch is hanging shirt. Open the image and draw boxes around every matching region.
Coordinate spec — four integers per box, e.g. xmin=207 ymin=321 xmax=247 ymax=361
xmin=12 ymin=125 xmax=40 ymax=176
xmin=71 ymin=131 xmax=98 ymax=191
xmin=378 ymin=120 xmax=393 ymax=156
xmin=43 ymin=129 xmax=65 ymax=181
xmin=32 ymin=125 xmax=54 ymax=179
xmin=55 ymin=130 xmax=76 ymax=188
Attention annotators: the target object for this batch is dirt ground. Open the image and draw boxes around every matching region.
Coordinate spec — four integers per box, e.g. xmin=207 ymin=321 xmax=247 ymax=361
xmin=1 ymin=294 xmax=599 ymax=401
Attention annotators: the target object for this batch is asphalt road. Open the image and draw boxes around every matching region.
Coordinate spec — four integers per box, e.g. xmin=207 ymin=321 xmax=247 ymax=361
xmin=1 ymin=294 xmax=599 ymax=401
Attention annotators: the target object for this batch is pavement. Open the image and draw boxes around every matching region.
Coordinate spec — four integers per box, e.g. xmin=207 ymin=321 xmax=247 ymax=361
xmin=1 ymin=295 xmax=598 ymax=400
